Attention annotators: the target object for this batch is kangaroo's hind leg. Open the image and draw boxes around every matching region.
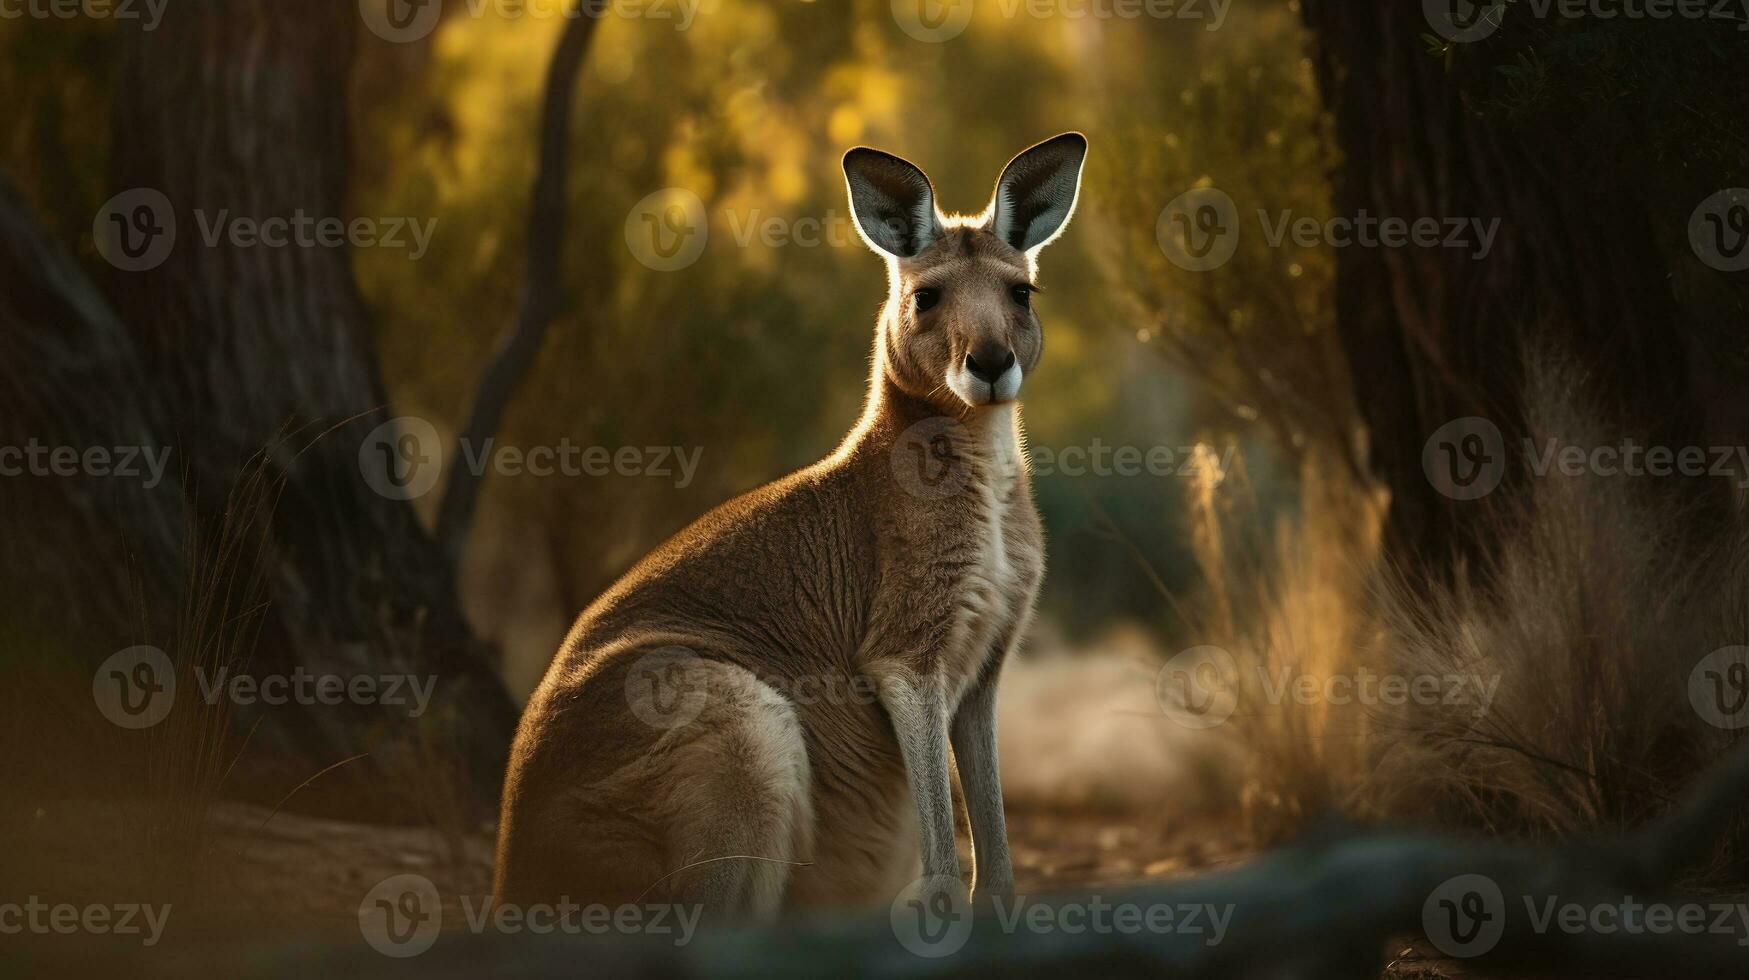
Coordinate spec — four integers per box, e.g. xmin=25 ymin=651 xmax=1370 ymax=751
xmin=637 ymin=659 xmax=814 ymax=919
xmin=496 ymin=652 xmax=813 ymax=923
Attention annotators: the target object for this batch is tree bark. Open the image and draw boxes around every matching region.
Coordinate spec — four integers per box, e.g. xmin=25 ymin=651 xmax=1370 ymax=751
xmin=1299 ymin=2 xmax=1736 ymax=574
xmin=91 ymin=0 xmax=514 ymax=805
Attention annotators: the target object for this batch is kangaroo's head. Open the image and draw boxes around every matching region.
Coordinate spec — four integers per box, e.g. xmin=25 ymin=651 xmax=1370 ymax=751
xmin=843 ymin=133 xmax=1087 ymax=413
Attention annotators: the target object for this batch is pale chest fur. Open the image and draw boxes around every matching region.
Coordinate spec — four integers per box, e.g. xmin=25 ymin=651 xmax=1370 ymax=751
xmin=932 ymin=413 xmax=1043 ymax=707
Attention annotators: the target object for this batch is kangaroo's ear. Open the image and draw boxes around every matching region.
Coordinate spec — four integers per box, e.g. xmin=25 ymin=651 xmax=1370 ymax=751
xmin=843 ymin=147 xmax=943 ymax=259
xmin=989 ymin=132 xmax=1088 ymax=253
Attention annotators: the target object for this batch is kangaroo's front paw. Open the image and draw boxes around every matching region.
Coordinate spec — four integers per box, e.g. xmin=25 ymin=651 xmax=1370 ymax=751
xmin=971 ymin=879 xmax=1015 ymax=916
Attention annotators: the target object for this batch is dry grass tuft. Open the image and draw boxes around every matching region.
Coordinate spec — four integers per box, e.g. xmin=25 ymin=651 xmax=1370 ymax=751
xmin=1188 ymin=355 xmax=1749 ymax=871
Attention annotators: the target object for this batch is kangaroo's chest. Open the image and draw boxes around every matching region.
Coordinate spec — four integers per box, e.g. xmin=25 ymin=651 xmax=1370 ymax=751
xmin=932 ymin=466 xmax=1044 ymax=705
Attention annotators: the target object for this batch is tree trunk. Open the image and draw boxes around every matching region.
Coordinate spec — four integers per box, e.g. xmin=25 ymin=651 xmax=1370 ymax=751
xmin=1300 ymin=2 xmax=1740 ymax=574
xmin=85 ymin=0 xmax=514 ymax=807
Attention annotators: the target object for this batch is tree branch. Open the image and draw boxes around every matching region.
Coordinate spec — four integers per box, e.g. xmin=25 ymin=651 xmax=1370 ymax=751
xmin=434 ymin=9 xmax=600 ymax=566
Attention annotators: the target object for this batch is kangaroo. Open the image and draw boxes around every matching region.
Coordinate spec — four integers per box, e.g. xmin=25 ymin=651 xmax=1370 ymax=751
xmin=493 ymin=133 xmax=1088 ymax=920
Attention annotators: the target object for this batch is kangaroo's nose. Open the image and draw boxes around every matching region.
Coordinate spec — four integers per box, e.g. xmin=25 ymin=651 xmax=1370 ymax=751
xmin=964 ymin=346 xmax=1016 ymax=385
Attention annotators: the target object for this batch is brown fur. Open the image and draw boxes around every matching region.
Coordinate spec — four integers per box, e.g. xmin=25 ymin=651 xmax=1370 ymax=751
xmin=494 ymin=136 xmax=1086 ymax=919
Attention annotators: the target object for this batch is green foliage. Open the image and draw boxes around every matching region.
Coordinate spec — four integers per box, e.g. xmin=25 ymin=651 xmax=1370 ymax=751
xmin=1 ymin=2 xmax=1326 ymax=675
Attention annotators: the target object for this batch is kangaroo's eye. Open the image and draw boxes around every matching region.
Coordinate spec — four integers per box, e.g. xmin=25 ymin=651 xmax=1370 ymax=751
xmin=913 ymin=287 xmax=941 ymax=313
xmin=1011 ymin=284 xmax=1034 ymax=308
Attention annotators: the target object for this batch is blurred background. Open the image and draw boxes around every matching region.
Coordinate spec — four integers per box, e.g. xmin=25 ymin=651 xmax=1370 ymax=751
xmin=343 ymin=0 xmax=1321 ymax=695
xmin=3 ymin=0 xmax=1326 ymax=697
xmin=5 ymin=1 xmax=1749 ymax=970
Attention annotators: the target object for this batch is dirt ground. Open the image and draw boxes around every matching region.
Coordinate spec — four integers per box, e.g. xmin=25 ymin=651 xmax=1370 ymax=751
xmin=8 ymin=797 xmax=1463 ymax=977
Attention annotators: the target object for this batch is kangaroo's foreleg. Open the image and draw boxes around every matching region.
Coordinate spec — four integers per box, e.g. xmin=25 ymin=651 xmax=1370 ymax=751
xmin=950 ymin=665 xmax=1014 ymax=901
xmin=877 ymin=668 xmax=964 ymax=894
